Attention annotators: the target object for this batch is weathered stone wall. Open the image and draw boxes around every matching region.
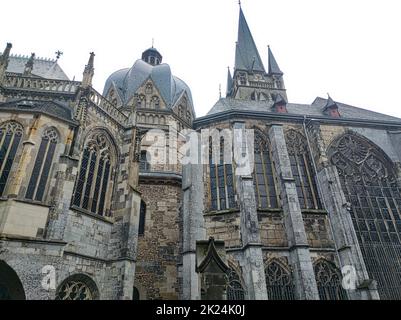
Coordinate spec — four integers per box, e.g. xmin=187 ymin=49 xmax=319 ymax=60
xmin=134 ymin=183 xmax=182 ymax=300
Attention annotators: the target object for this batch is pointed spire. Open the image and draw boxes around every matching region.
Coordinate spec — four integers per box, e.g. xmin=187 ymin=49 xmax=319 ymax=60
xmin=226 ymin=67 xmax=233 ymax=97
xmin=82 ymin=52 xmax=95 ymax=88
xmin=268 ymin=45 xmax=283 ymax=75
xmin=0 ymin=43 xmax=12 ymax=84
xmin=23 ymin=53 xmax=35 ymax=76
xmin=0 ymin=43 xmax=12 ymax=63
xmin=235 ymin=7 xmax=265 ymax=73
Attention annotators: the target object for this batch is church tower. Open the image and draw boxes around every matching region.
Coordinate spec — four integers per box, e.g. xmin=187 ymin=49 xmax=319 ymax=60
xmin=227 ymin=7 xmax=287 ymax=102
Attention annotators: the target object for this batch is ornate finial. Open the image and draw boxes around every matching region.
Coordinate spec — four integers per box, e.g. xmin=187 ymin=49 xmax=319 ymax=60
xmin=238 ymin=0 xmax=241 ymax=7
xmin=219 ymin=84 xmax=222 ymax=99
xmin=55 ymin=50 xmax=63 ymax=60
xmin=152 ymin=38 xmax=154 ymax=48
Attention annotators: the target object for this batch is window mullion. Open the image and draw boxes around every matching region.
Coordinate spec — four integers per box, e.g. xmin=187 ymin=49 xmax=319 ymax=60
xmin=95 ymin=159 xmax=107 ymax=215
xmin=0 ymin=133 xmax=15 ymax=176
xmin=80 ymin=150 xmax=93 ymax=208
xmin=295 ymin=154 xmax=308 ymax=208
xmin=32 ymin=139 xmax=50 ymax=200
xmin=302 ymin=153 xmax=318 ymax=209
xmin=89 ymin=154 xmax=101 ymax=211
xmin=261 ymin=150 xmax=271 ymax=208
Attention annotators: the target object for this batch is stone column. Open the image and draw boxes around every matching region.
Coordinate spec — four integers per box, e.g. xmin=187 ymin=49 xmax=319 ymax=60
xmin=268 ymin=125 xmax=319 ymax=300
xmin=236 ymin=175 xmax=268 ymax=300
xmin=182 ymin=160 xmax=206 ymax=300
xmin=111 ymin=189 xmax=141 ymax=300
xmin=45 ymin=154 xmax=79 ymax=240
xmin=233 ymin=122 xmax=268 ymax=300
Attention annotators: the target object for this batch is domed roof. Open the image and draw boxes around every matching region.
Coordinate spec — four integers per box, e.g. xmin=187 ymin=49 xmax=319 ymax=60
xmin=103 ymin=50 xmax=194 ymax=112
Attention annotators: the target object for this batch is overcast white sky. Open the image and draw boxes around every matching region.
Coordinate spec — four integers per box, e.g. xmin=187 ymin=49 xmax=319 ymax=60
xmin=2 ymin=0 xmax=401 ymax=118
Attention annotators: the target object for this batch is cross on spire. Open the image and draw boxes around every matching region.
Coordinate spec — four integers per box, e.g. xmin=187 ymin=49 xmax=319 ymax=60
xmin=55 ymin=50 xmax=63 ymax=60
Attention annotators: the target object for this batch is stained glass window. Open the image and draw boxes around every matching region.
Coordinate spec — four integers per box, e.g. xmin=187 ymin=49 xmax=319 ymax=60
xmin=56 ymin=275 xmax=98 ymax=300
xmin=265 ymin=261 xmax=295 ymax=300
xmin=253 ymin=132 xmax=280 ymax=209
xmin=72 ymin=131 xmax=115 ymax=216
xmin=314 ymin=260 xmax=347 ymax=300
xmin=26 ymin=128 xmax=58 ymax=201
xmin=226 ymin=269 xmax=245 ymax=300
xmin=330 ymin=133 xmax=401 ymax=300
xmin=0 ymin=121 xmax=23 ymax=196
xmin=209 ymin=137 xmax=235 ymax=211
xmin=285 ymin=129 xmax=321 ymax=210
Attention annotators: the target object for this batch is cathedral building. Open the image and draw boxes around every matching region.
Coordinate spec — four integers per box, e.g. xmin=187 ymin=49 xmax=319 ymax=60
xmin=1 ymin=7 xmax=401 ymax=300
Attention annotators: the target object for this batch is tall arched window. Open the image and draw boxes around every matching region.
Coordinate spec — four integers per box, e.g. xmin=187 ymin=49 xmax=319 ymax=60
xmin=330 ymin=133 xmax=401 ymax=300
xmin=0 ymin=121 xmax=23 ymax=196
xmin=138 ymin=200 xmax=146 ymax=236
xmin=209 ymin=137 xmax=235 ymax=211
xmin=265 ymin=260 xmax=295 ymax=300
xmin=226 ymin=269 xmax=245 ymax=300
xmin=285 ymin=129 xmax=321 ymax=210
xmin=139 ymin=150 xmax=150 ymax=172
xmin=72 ymin=131 xmax=116 ymax=216
xmin=25 ymin=128 xmax=58 ymax=201
xmin=314 ymin=260 xmax=347 ymax=300
xmin=253 ymin=132 xmax=280 ymax=209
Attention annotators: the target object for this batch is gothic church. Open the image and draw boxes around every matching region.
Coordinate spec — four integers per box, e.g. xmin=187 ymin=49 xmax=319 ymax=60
xmin=1 ymin=7 xmax=401 ymax=300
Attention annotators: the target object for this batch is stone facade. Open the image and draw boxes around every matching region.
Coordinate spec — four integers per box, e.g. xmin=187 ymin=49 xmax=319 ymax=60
xmin=1 ymin=6 xmax=401 ymax=301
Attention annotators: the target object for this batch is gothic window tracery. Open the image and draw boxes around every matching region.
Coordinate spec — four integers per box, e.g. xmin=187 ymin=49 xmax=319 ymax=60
xmin=0 ymin=121 xmax=24 ymax=196
xmin=56 ymin=275 xmax=98 ymax=300
xmin=314 ymin=260 xmax=347 ymax=300
xmin=209 ymin=136 xmax=236 ymax=211
xmin=226 ymin=269 xmax=245 ymax=300
xmin=265 ymin=261 xmax=295 ymax=300
xmin=253 ymin=132 xmax=280 ymax=209
xmin=285 ymin=129 xmax=321 ymax=210
xmin=72 ymin=131 xmax=116 ymax=216
xmin=330 ymin=133 xmax=401 ymax=300
xmin=26 ymin=127 xmax=59 ymax=201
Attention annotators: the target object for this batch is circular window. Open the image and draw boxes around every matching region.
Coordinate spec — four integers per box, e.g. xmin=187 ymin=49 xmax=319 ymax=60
xmin=56 ymin=274 xmax=98 ymax=300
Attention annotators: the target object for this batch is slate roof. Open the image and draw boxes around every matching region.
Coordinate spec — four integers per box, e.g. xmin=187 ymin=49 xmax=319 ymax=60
xmin=205 ymin=96 xmax=401 ymax=123
xmin=3 ymin=54 xmax=69 ymax=80
xmin=0 ymin=99 xmax=76 ymax=124
xmin=103 ymin=57 xmax=194 ymax=112
xmin=235 ymin=8 xmax=265 ymax=72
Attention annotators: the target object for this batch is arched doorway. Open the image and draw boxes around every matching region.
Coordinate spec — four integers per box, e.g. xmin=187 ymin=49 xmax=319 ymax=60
xmin=0 ymin=261 xmax=26 ymax=300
